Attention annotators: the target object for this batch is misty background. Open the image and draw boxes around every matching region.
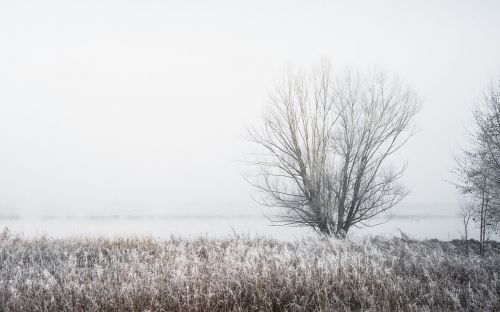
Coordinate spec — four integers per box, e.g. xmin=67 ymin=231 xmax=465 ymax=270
xmin=1 ymin=0 xmax=500 ymax=239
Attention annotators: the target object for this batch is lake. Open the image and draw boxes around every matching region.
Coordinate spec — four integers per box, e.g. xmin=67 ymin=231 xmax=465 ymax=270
xmin=0 ymin=204 xmax=486 ymax=241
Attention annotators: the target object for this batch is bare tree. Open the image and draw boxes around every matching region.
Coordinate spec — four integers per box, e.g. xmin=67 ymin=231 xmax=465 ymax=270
xmin=458 ymin=199 xmax=475 ymax=255
xmin=454 ymin=146 xmax=492 ymax=255
xmin=248 ymin=61 xmax=420 ymax=237
xmin=455 ymin=78 xmax=500 ymax=255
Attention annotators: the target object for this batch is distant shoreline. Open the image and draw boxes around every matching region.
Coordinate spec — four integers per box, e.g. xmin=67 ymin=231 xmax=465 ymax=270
xmin=0 ymin=213 xmax=458 ymax=220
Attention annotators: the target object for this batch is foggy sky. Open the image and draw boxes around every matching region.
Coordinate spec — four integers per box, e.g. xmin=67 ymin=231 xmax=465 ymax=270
xmin=1 ymin=0 xmax=500 ymax=216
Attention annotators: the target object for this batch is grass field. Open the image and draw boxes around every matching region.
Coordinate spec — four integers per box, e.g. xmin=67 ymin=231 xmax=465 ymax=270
xmin=0 ymin=229 xmax=498 ymax=311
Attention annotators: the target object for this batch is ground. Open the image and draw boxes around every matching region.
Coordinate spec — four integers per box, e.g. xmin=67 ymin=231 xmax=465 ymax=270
xmin=0 ymin=229 xmax=499 ymax=311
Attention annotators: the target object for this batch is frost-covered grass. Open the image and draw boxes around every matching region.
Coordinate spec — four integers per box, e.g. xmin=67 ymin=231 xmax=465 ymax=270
xmin=0 ymin=230 xmax=499 ymax=311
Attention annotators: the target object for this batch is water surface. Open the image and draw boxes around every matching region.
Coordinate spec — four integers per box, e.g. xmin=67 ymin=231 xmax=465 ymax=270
xmin=0 ymin=208 xmax=478 ymax=241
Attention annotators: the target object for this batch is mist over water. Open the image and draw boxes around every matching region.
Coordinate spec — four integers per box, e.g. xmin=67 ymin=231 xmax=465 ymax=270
xmin=0 ymin=203 xmax=478 ymax=241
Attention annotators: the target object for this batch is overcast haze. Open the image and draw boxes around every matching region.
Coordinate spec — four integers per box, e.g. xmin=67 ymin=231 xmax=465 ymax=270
xmin=1 ymin=0 xmax=500 ymax=218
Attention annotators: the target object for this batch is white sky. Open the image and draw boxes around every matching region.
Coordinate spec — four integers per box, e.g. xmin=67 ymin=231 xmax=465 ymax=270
xmin=0 ymin=0 xmax=499 ymax=216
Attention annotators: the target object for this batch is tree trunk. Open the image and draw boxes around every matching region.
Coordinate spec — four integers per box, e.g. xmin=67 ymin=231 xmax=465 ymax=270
xmin=479 ymin=190 xmax=486 ymax=256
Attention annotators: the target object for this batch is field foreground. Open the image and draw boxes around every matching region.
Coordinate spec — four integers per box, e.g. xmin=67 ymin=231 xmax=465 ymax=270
xmin=0 ymin=230 xmax=499 ymax=311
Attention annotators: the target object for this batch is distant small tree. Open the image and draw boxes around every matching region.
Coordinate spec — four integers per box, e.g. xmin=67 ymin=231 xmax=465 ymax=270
xmin=248 ymin=60 xmax=420 ymax=237
xmin=455 ymin=78 xmax=500 ymax=255
xmin=458 ymin=199 xmax=475 ymax=255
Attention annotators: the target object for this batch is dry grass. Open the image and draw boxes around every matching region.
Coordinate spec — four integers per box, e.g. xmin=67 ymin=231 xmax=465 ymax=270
xmin=0 ymin=229 xmax=498 ymax=311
